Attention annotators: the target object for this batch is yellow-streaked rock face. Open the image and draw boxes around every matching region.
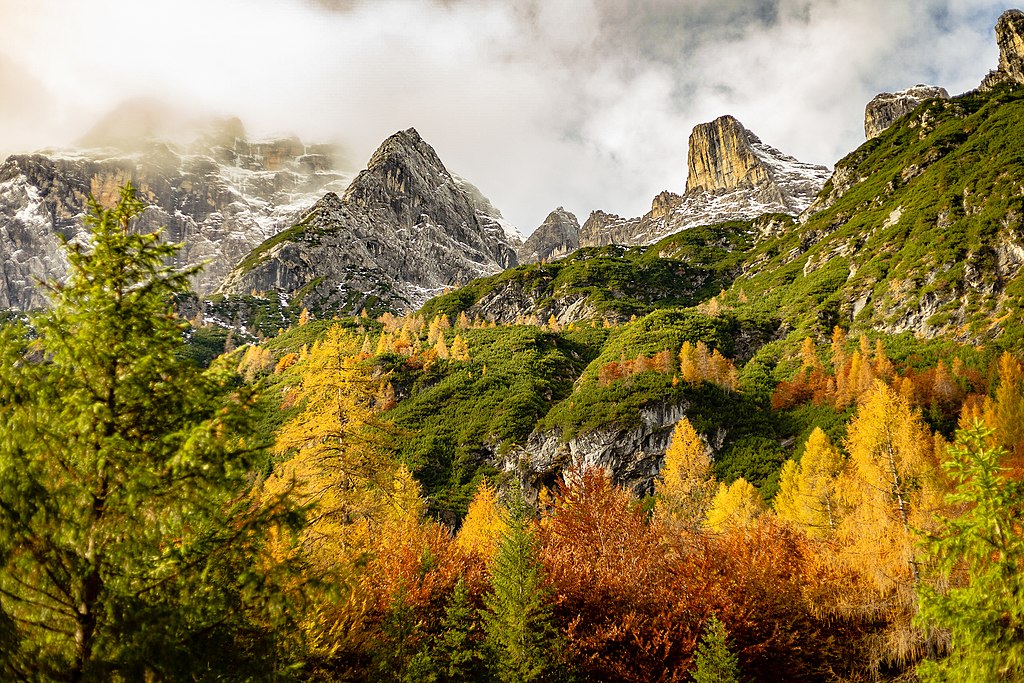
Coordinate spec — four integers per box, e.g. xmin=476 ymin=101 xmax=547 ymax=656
xmin=981 ymin=9 xmax=1024 ymax=90
xmin=685 ymin=115 xmax=771 ymax=194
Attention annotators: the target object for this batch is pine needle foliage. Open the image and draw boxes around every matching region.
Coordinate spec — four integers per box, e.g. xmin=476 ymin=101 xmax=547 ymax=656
xmin=691 ymin=615 xmax=741 ymax=683
xmin=0 ymin=185 xmax=296 ymax=681
xmin=482 ymin=492 xmax=563 ymax=683
xmin=435 ymin=577 xmax=487 ymax=683
xmin=916 ymin=424 xmax=1024 ymax=682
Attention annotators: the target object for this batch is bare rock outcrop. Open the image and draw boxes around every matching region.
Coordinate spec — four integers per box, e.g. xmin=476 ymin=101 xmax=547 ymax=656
xmin=864 ymin=85 xmax=950 ymax=140
xmin=518 ymin=207 xmax=580 ymax=264
xmin=981 ymin=9 xmax=1024 ymax=90
xmin=578 ymin=210 xmax=642 ymax=248
xmin=580 ymin=115 xmax=830 ymax=247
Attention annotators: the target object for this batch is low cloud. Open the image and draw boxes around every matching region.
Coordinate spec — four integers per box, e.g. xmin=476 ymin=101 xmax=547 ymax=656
xmin=0 ymin=0 xmax=1008 ymax=233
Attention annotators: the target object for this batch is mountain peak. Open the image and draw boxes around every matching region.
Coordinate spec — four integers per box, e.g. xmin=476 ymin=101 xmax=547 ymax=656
xmin=685 ymin=115 xmax=760 ymax=195
xmin=864 ymin=85 xmax=950 ymax=140
xmin=683 ymin=115 xmax=830 ymax=213
xmin=344 ymin=128 xmax=454 ymax=215
xmin=577 ymin=116 xmax=829 ymax=248
xmin=518 ymin=207 xmax=580 ymax=264
xmin=220 ymin=126 xmax=519 ymax=313
xmin=981 ymin=9 xmax=1024 ymax=90
xmin=364 ymin=127 xmax=442 ymax=171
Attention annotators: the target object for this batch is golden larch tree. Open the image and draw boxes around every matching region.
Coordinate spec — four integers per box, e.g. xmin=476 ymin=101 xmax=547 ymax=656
xmin=654 ymin=417 xmax=717 ymax=533
xmin=455 ymin=480 xmax=509 ymax=562
xmin=263 ymin=325 xmax=420 ymax=569
xmin=835 ymin=380 xmax=946 ymax=662
xmin=774 ymin=428 xmax=844 ymax=539
xmin=985 ymin=351 xmax=1024 ymax=467
xmin=704 ymin=478 xmax=767 ymax=533
xmin=450 ymin=334 xmax=471 ymax=362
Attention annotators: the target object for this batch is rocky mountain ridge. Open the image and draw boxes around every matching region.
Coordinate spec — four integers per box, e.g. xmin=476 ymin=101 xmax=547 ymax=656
xmin=0 ymin=119 xmax=352 ymax=308
xmin=217 ymin=128 xmax=521 ymax=314
xmin=517 ymin=207 xmax=580 ymax=264
xmin=522 ymin=115 xmax=830 ymax=257
xmin=864 ymin=85 xmax=950 ymax=140
xmin=981 ymin=9 xmax=1024 ymax=90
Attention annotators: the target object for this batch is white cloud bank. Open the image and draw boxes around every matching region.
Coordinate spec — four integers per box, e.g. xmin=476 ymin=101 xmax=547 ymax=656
xmin=0 ymin=0 xmax=1009 ymax=233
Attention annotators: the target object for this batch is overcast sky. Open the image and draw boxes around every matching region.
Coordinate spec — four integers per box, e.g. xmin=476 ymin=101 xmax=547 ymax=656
xmin=0 ymin=0 xmax=1009 ymax=234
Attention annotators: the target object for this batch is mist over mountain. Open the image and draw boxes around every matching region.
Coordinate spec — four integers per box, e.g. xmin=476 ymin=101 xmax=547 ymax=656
xmin=0 ymin=1 xmax=1008 ymax=232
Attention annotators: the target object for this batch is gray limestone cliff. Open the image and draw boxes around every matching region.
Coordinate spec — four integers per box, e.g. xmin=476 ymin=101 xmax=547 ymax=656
xmin=578 ymin=210 xmax=641 ymax=248
xmin=517 ymin=207 xmax=580 ymax=264
xmin=864 ymin=85 xmax=950 ymax=140
xmin=504 ymin=402 xmax=693 ymax=496
xmin=217 ymin=128 xmax=520 ymax=313
xmin=0 ymin=117 xmax=351 ymax=309
xmin=981 ymin=9 xmax=1024 ymax=90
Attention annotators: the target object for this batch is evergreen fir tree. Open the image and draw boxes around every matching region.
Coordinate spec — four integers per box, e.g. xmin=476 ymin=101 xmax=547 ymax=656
xmin=0 ymin=185 xmax=295 ymax=681
xmin=916 ymin=424 xmax=1024 ymax=682
xmin=435 ymin=578 xmax=486 ymax=683
xmin=482 ymin=492 xmax=562 ymax=683
xmin=373 ymin=588 xmax=436 ymax=683
xmin=692 ymin=615 xmax=741 ymax=683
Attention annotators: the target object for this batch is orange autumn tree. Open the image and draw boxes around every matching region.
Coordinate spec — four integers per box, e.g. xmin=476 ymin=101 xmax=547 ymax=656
xmin=541 ymin=469 xmax=682 ymax=683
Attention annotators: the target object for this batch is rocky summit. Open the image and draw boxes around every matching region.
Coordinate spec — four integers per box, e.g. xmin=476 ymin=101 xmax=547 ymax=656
xmin=517 ymin=207 xmax=580 ymax=264
xmin=864 ymin=85 xmax=950 ymax=140
xmin=0 ymin=117 xmax=351 ymax=309
xmin=578 ymin=115 xmax=831 ymax=248
xmin=981 ymin=9 xmax=1024 ymax=89
xmin=217 ymin=128 xmax=521 ymax=314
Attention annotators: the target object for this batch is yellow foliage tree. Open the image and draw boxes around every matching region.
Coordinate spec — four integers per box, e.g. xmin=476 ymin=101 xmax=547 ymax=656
xmin=434 ymin=330 xmax=450 ymax=359
xmin=704 ymin=478 xmax=767 ymax=533
xmin=679 ymin=341 xmax=700 ymax=384
xmin=263 ymin=325 xmax=418 ymax=570
xmin=873 ymin=339 xmax=894 ymax=379
xmin=654 ymin=418 xmax=716 ymax=533
xmin=835 ymin=380 xmax=945 ymax=661
xmin=450 ymin=334 xmax=471 ymax=362
xmin=708 ymin=348 xmax=738 ymax=391
xmin=455 ymin=480 xmax=509 ymax=562
xmin=375 ymin=332 xmax=392 ymax=356
xmin=274 ymin=352 xmax=299 ymax=375
xmin=985 ymin=351 xmax=1024 ymax=464
xmin=774 ymin=428 xmax=843 ymax=538
xmin=799 ymin=336 xmax=822 ymax=373
xmin=830 ymin=326 xmax=847 ymax=372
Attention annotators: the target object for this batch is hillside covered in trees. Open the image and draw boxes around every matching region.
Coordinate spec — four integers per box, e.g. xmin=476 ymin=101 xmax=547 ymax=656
xmin=4 ymin=69 xmax=1024 ymax=683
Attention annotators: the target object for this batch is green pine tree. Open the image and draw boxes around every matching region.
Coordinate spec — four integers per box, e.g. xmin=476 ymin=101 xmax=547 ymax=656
xmin=916 ymin=423 xmax=1024 ymax=682
xmin=436 ymin=577 xmax=485 ymax=683
xmin=482 ymin=492 xmax=562 ymax=683
xmin=0 ymin=185 xmax=296 ymax=681
xmin=692 ymin=615 xmax=741 ymax=683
